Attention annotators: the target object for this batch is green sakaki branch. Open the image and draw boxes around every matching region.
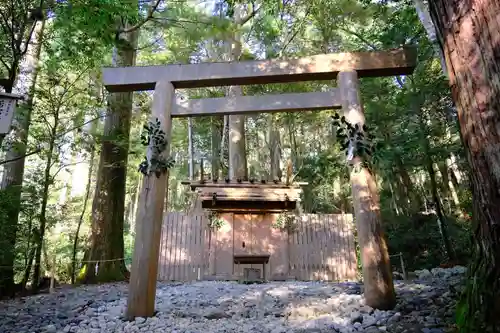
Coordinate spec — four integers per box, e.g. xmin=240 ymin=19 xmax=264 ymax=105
xmin=138 ymin=118 xmax=175 ymax=178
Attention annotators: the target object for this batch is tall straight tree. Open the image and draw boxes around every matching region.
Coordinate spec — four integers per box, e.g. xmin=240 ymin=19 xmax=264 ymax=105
xmin=0 ymin=0 xmax=45 ymax=147
xmin=428 ymin=1 xmax=500 ymax=331
xmin=226 ymin=2 xmax=257 ymax=180
xmin=83 ymin=24 xmax=138 ymax=283
xmin=83 ymin=0 xmax=162 ymax=282
xmin=0 ymin=16 xmax=46 ymax=296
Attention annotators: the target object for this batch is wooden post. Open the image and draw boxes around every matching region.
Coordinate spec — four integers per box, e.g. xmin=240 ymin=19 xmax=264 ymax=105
xmin=126 ymin=80 xmax=174 ymax=319
xmin=338 ymin=70 xmax=396 ymax=310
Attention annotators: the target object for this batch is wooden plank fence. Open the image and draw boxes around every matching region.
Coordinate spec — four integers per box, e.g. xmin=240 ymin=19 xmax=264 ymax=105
xmin=157 ymin=212 xmax=357 ymax=282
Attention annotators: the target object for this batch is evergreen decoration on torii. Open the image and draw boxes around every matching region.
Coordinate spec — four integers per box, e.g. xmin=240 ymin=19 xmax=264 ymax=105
xmin=208 ymin=210 xmax=225 ymax=230
xmin=331 ymin=113 xmax=376 ymax=169
xmin=138 ymin=118 xmax=175 ymax=178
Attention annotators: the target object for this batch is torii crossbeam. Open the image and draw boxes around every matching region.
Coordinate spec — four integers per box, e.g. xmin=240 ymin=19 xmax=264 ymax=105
xmin=102 ymin=47 xmax=417 ymax=319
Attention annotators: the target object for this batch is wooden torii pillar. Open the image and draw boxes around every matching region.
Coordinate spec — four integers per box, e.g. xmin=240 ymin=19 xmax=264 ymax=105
xmin=101 ymin=47 xmax=417 ymax=319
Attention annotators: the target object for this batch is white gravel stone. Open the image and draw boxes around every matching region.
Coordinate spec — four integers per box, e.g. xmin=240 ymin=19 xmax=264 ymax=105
xmin=0 ymin=267 xmax=467 ymax=333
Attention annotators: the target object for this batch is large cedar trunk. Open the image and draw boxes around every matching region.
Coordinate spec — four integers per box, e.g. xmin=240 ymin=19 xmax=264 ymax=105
xmin=83 ymin=93 xmax=132 ymax=283
xmin=428 ymin=1 xmax=500 ymax=330
xmin=227 ymin=5 xmax=248 ymax=181
xmin=83 ymin=29 xmax=138 ymax=283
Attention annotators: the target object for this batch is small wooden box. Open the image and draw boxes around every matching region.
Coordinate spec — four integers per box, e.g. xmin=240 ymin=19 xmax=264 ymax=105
xmin=244 ymin=268 xmax=261 ymax=280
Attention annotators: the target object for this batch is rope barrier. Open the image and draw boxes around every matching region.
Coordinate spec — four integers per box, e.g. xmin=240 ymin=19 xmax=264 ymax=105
xmin=388 ymin=252 xmax=407 ymax=279
xmin=0 ymin=257 xmax=133 ymax=270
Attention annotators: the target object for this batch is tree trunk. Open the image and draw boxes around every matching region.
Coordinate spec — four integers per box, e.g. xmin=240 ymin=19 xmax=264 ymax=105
xmin=83 ymin=27 xmax=138 ymax=283
xmin=287 ymin=114 xmax=299 ymax=168
xmin=188 ymin=117 xmax=195 ymax=180
xmin=268 ymin=114 xmax=281 ymax=181
xmin=21 ymin=227 xmax=39 ymax=289
xmin=220 ymin=115 xmax=229 ymax=173
xmin=428 ymin=1 xmax=500 ymax=330
xmin=228 ymin=5 xmax=248 ymax=181
xmin=0 ymin=19 xmax=45 ymax=297
xmin=438 ymin=161 xmax=461 ymax=211
xmin=416 ymin=99 xmax=455 ymax=260
xmin=394 ymin=154 xmax=423 ymax=213
xmin=33 ymin=111 xmax=59 ymax=291
xmin=424 ymin=154 xmax=455 ymax=261
xmin=412 ymin=0 xmax=448 ymax=76
xmin=71 ymin=138 xmax=96 ymax=284
xmin=388 ymin=181 xmax=401 ymax=215
xmin=21 ymin=246 xmax=36 ymax=289
xmin=211 ymin=116 xmax=222 ymax=180
xmin=129 ymin=177 xmax=141 ymax=234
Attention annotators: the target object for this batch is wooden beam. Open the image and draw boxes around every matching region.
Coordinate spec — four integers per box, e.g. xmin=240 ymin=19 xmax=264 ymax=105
xmin=201 ymin=205 xmax=297 ymax=213
xmin=198 ymin=187 xmax=302 ymax=202
xmin=338 ymin=70 xmax=396 ymax=310
xmin=172 ymin=90 xmax=341 ymax=118
xmin=126 ymin=80 xmax=174 ymax=320
xmin=181 ymin=180 xmax=308 ymax=188
xmin=103 ymin=48 xmax=417 ymax=92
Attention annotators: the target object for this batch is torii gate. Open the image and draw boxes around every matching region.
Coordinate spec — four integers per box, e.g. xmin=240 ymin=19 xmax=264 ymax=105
xmin=102 ymin=47 xmax=417 ymax=319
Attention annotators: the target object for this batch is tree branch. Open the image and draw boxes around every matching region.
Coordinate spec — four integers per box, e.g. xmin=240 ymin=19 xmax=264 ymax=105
xmin=337 ymin=25 xmax=379 ymax=51
xmin=0 ymin=114 xmax=106 ymax=165
xmin=50 ymin=160 xmax=87 ymax=180
xmin=235 ymin=3 xmax=260 ymax=26
xmin=20 ymin=21 xmax=39 ymax=56
xmin=278 ymin=5 xmax=312 ymax=57
xmin=0 ymin=57 xmax=11 ymax=73
xmin=117 ymin=0 xmax=162 ymax=34
xmin=0 ymin=8 xmax=14 ymax=39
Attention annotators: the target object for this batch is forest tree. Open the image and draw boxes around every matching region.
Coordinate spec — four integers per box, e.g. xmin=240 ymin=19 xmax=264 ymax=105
xmin=428 ymin=0 xmax=500 ymax=331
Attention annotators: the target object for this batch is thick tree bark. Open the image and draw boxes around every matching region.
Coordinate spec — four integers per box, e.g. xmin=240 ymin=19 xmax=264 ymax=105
xmin=428 ymin=1 xmax=500 ymax=330
xmin=0 ymin=19 xmax=45 ymax=297
xmin=83 ymin=28 xmax=138 ymax=283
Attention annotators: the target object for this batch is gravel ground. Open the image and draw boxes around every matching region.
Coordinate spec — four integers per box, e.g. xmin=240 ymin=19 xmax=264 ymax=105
xmin=0 ymin=267 xmax=465 ymax=333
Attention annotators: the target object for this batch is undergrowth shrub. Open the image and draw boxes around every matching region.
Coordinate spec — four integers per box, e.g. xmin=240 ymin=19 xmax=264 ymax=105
xmin=383 ymin=211 xmax=472 ymax=272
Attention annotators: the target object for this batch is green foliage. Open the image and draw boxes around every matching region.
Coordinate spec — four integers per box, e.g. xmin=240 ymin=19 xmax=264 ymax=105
xmin=384 ymin=212 xmax=472 ymax=271
xmin=138 ymin=118 xmax=175 ymax=178
xmin=208 ymin=211 xmax=224 ymax=230
xmin=331 ymin=113 xmax=376 ymax=163
xmin=272 ymin=212 xmax=298 ymax=232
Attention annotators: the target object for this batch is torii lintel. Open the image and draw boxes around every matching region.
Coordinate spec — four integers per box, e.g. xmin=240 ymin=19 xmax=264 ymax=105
xmin=102 ymin=47 xmax=417 ymax=92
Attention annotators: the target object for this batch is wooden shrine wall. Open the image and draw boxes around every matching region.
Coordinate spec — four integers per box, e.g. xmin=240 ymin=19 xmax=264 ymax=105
xmin=156 ymin=212 xmax=358 ymax=282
